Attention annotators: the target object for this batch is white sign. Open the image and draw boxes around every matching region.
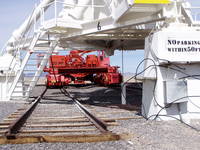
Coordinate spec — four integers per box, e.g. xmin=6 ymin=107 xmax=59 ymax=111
xmin=152 ymin=30 xmax=200 ymax=62
xmin=167 ymin=38 xmax=200 ymax=53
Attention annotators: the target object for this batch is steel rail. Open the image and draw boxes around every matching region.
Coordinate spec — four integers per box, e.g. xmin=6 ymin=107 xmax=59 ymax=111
xmin=5 ymin=88 xmax=47 ymax=139
xmin=61 ymin=88 xmax=109 ymax=133
xmin=49 ymin=46 xmax=108 ymax=133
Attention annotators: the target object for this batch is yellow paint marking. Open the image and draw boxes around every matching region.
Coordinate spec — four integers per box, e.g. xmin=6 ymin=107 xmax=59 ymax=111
xmin=134 ymin=0 xmax=171 ymax=4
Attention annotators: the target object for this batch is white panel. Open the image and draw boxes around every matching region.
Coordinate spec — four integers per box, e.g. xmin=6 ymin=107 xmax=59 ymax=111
xmin=164 ymin=80 xmax=188 ymax=104
xmin=187 ymin=80 xmax=200 ymax=113
xmin=111 ymin=0 xmax=130 ymax=21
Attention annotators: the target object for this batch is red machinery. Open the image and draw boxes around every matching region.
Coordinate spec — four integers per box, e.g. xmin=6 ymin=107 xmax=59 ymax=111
xmin=43 ymin=50 xmax=122 ymax=87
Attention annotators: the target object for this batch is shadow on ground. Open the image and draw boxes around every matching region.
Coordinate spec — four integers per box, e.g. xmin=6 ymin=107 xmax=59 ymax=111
xmin=34 ymin=83 xmax=143 ymax=113
xmin=65 ymin=83 xmax=142 ymax=112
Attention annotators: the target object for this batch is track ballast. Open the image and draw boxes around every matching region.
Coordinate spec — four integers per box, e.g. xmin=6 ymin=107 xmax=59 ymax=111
xmin=0 ymin=87 xmax=136 ymax=144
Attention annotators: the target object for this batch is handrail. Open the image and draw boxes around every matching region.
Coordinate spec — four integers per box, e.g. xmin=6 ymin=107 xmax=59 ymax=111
xmin=0 ymin=4 xmax=37 ymax=56
xmin=39 ymin=0 xmax=114 ymax=25
xmin=7 ymin=14 xmax=36 ymax=74
xmin=0 ymin=40 xmax=9 ymax=56
xmin=6 ymin=1 xmax=57 ymax=96
xmin=42 ymin=1 xmax=107 ymax=9
xmin=6 ymin=5 xmax=40 ymax=93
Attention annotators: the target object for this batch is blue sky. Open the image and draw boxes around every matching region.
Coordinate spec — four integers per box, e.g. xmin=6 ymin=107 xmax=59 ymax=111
xmin=0 ymin=0 xmax=199 ymax=73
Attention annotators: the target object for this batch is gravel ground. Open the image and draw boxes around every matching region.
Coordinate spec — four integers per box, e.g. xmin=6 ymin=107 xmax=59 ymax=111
xmin=0 ymin=102 xmax=22 ymax=122
xmin=0 ymin=84 xmax=200 ymax=150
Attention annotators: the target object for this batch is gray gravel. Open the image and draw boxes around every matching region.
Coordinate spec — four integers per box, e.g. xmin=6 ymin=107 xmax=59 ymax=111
xmin=0 ymin=84 xmax=200 ymax=150
xmin=0 ymin=102 xmax=22 ymax=122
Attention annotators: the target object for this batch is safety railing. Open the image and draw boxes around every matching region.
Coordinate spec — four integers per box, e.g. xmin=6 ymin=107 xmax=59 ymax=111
xmin=4 ymin=5 xmax=39 ymax=94
xmin=38 ymin=0 xmax=113 ymax=28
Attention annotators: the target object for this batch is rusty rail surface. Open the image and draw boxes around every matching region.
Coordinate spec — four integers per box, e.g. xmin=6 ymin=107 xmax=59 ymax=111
xmin=61 ymin=88 xmax=109 ymax=133
xmin=5 ymin=88 xmax=47 ymax=139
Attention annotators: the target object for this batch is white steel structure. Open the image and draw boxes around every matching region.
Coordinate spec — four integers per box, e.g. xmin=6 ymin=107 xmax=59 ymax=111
xmin=0 ymin=0 xmax=200 ymax=122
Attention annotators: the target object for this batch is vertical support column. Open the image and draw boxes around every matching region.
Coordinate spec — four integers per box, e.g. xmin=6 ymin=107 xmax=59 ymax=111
xmin=55 ymin=0 xmax=57 ymax=24
xmin=40 ymin=5 xmax=45 ymax=27
xmin=34 ymin=4 xmax=37 ymax=32
xmin=121 ymin=45 xmax=126 ymax=105
xmin=121 ymin=83 xmax=127 ymax=105
xmin=40 ymin=7 xmax=43 ymax=26
xmin=92 ymin=0 xmax=94 ymax=20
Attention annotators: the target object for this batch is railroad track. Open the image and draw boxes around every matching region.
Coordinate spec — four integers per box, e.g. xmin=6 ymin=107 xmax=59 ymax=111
xmin=0 ymin=87 xmax=138 ymax=144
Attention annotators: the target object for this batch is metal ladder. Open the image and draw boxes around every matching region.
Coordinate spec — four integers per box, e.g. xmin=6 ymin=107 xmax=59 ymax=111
xmin=8 ymin=32 xmax=57 ymax=100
